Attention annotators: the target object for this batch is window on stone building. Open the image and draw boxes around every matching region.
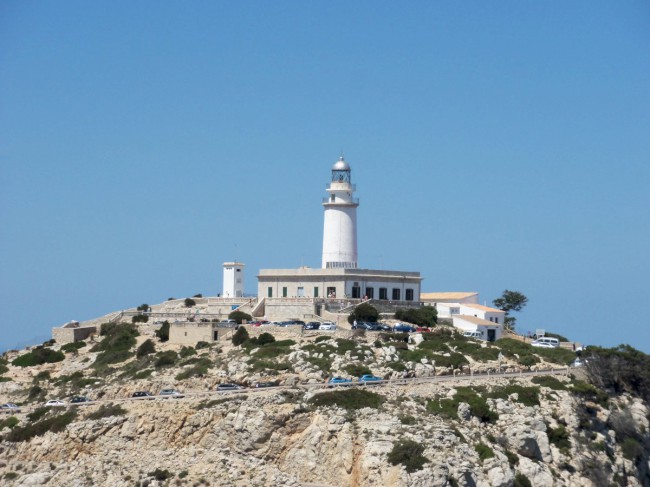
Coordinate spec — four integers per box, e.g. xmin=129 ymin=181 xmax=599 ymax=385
xmin=379 ymin=288 xmax=388 ymax=300
xmin=392 ymin=288 xmax=401 ymax=300
xmin=405 ymin=289 xmax=413 ymax=301
xmin=267 ymin=287 xmax=273 ymax=298
xmin=282 ymin=287 xmax=288 ymax=298
xmin=366 ymin=287 xmax=374 ymax=299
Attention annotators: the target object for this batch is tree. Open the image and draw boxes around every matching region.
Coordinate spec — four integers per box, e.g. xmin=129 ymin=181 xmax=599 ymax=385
xmin=184 ymin=298 xmax=196 ymax=308
xmin=155 ymin=321 xmax=170 ymax=342
xmin=348 ymin=303 xmax=379 ymax=324
xmin=228 ymin=310 xmax=253 ymax=324
xmin=394 ymin=306 xmax=437 ymax=327
xmin=136 ymin=339 xmax=156 ymax=358
xmin=492 ymin=290 xmax=528 ymax=331
xmin=232 ymin=326 xmax=249 ymax=346
xmin=137 ymin=304 xmax=150 ymax=312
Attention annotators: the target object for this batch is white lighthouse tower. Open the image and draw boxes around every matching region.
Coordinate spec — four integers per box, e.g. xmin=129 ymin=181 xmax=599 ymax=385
xmin=222 ymin=262 xmax=245 ymax=297
xmin=321 ymin=156 xmax=359 ymax=269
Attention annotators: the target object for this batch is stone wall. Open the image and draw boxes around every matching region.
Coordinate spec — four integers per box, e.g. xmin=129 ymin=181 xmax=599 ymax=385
xmin=263 ymin=299 xmax=317 ymax=321
xmin=51 ymin=326 xmax=97 ymax=345
xmin=169 ymin=323 xmax=221 ymax=346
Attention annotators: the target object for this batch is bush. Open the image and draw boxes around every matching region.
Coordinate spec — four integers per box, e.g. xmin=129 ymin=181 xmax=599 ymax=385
xmin=395 ymin=306 xmax=437 ymax=326
xmin=12 ymin=347 xmax=65 ymax=367
xmin=505 ymin=450 xmax=519 ymax=467
xmin=179 ymin=346 xmax=196 ymax=359
xmin=155 ymin=321 xmax=170 ymax=342
xmin=547 ymin=425 xmax=571 ymax=452
xmin=176 ymin=358 xmax=211 ymax=379
xmin=136 ymin=339 xmax=156 ymax=358
xmin=87 ymin=403 xmax=127 ymax=420
xmin=489 ymin=385 xmax=540 ymax=407
xmin=229 ymin=310 xmax=253 ymax=324
xmin=184 ymin=298 xmax=196 ymax=307
xmin=531 ymin=376 xmax=566 ymax=390
xmin=387 ymin=439 xmax=428 ymax=472
xmin=570 ymin=379 xmax=609 ymax=406
xmin=348 ymin=302 xmax=379 ymax=324
xmin=257 ymin=332 xmax=276 ymax=346
xmin=61 ymin=341 xmax=86 ymax=353
xmin=475 ymin=442 xmax=495 ymax=461
xmin=131 ymin=314 xmax=149 ymax=323
xmin=148 ymin=469 xmax=172 ymax=481
xmin=535 ymin=347 xmax=576 ymax=365
xmin=137 ymin=304 xmax=150 ymax=312
xmin=308 ymin=389 xmax=384 ymax=411
xmin=344 ymin=363 xmax=372 ymax=377
xmin=0 ymin=416 xmax=19 ymax=429
xmin=542 ymin=332 xmax=569 ymax=342
xmin=427 ymin=387 xmax=498 ymax=423
xmin=513 ymin=473 xmax=532 ymax=487
xmin=155 ymin=351 xmax=178 ymax=368
xmin=92 ymin=323 xmax=139 ymax=368
xmin=35 ymin=370 xmax=51 ymax=381
xmin=6 ymin=410 xmax=77 ymax=442
xmin=232 ymin=326 xmax=250 ymax=346
xmin=621 ymin=437 xmax=643 ymax=461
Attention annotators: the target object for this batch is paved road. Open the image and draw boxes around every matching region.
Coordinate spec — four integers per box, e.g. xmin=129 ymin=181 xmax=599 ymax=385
xmin=5 ymin=367 xmax=571 ymax=413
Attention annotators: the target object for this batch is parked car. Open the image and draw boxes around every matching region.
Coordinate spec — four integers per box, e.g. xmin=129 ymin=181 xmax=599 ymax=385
xmin=45 ymin=399 xmax=66 ymax=407
xmin=217 ymin=383 xmax=244 ymax=392
xmin=1 ymin=403 xmax=21 ymax=413
xmin=393 ymin=323 xmax=416 ymax=333
xmin=531 ymin=337 xmax=560 ymax=348
xmin=572 ymin=358 xmax=584 ymax=368
xmin=358 ymin=374 xmax=382 ymax=383
xmin=352 ymin=321 xmax=372 ymax=330
xmin=328 ymin=377 xmax=353 ymax=385
xmin=132 ymin=391 xmax=155 ymax=399
xmin=319 ymin=322 xmax=336 ymax=331
xmin=375 ymin=323 xmax=392 ymax=332
xmin=159 ymin=389 xmax=184 ymax=398
xmin=70 ymin=396 xmax=92 ymax=404
xmin=254 ymin=381 xmax=278 ymax=388
xmin=249 ymin=321 xmax=262 ymax=327
xmin=303 ymin=322 xmax=321 ymax=330
xmin=415 ymin=327 xmax=432 ymax=333
xmin=463 ymin=331 xmax=482 ymax=339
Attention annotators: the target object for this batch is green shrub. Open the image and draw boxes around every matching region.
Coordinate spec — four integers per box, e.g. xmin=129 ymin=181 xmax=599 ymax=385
xmin=54 ymin=371 xmax=97 ymax=389
xmin=27 ymin=407 xmax=49 ymax=422
xmin=535 ymin=347 xmax=576 ymax=365
xmin=547 ymin=424 xmax=571 ymax=452
xmin=399 ymin=415 xmax=417 ymax=425
xmin=344 ymin=363 xmax=372 ymax=377
xmin=513 ymin=472 xmax=532 ymax=487
xmin=257 ymin=333 xmax=276 ymax=346
xmin=469 ymin=347 xmax=501 ymax=362
xmin=395 ymin=306 xmax=437 ymax=326
xmin=387 ymin=361 xmax=407 ymax=372
xmin=542 ymin=332 xmax=569 ymax=342
xmin=179 ymin=471 xmax=188 ymax=479
xmin=176 ymin=358 xmax=212 ymax=379
xmin=228 ymin=310 xmax=252 ymax=324
xmin=570 ymin=379 xmax=609 ymax=406
xmin=232 ymin=326 xmax=249 ymax=346
xmin=308 ymin=389 xmax=384 ymax=411
xmin=155 ymin=321 xmax=170 ymax=342
xmin=387 ymin=439 xmax=428 ymax=472
xmin=137 ymin=304 xmax=150 ymax=312
xmin=247 ymin=359 xmax=293 ymax=373
xmin=136 ymin=339 xmax=156 ymax=358
xmin=131 ymin=314 xmax=149 ymax=323
xmin=315 ymin=336 xmax=331 ymax=344
xmin=155 ymin=351 xmax=178 ymax=368
xmin=12 ymin=347 xmax=65 ymax=367
xmin=92 ymin=323 xmax=139 ymax=368
xmin=532 ymin=376 xmax=567 ymax=390
xmin=427 ymin=387 xmax=498 ymax=423
xmin=184 ymin=298 xmax=196 ymax=307
xmin=35 ymin=370 xmax=51 ymax=381
xmin=489 ymin=384 xmax=540 ymax=407
xmin=505 ymin=450 xmax=519 ymax=466
xmin=374 ymin=340 xmax=383 ymax=348
xmin=27 ymin=385 xmax=45 ymax=402
xmin=4 ymin=472 xmax=18 ymax=480
xmin=61 ymin=341 xmax=86 ymax=353
xmin=149 ymin=469 xmax=172 ymax=481
xmin=195 ymin=341 xmax=210 ymax=349
xmin=6 ymin=410 xmax=77 ymax=442
xmin=348 ymin=302 xmax=379 ymax=324
xmin=87 ymin=403 xmax=126 ymax=420
xmin=621 ymin=437 xmax=643 ymax=461
xmin=305 ymin=356 xmax=332 ymax=373
xmin=475 ymin=442 xmax=495 ymax=461
xmin=0 ymin=416 xmax=19 ymax=429
xmin=179 ymin=346 xmax=196 ymax=358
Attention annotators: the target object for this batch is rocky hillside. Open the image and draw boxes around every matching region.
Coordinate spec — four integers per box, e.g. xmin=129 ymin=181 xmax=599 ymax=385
xmin=1 ymin=321 xmax=649 ymax=486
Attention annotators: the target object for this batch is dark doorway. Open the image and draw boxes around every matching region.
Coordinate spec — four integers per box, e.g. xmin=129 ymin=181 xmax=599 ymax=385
xmin=351 ymin=286 xmax=361 ymax=298
xmin=487 ymin=329 xmax=496 ymax=342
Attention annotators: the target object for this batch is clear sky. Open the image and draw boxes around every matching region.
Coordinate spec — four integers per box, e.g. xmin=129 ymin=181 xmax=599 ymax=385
xmin=1 ymin=1 xmax=649 ymax=353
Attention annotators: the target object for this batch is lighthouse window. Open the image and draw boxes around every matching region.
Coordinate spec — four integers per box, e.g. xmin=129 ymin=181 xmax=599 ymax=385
xmin=330 ymin=195 xmax=335 ymax=202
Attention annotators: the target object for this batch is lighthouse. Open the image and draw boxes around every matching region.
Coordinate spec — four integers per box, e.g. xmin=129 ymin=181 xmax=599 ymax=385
xmin=321 ymin=156 xmax=359 ymax=269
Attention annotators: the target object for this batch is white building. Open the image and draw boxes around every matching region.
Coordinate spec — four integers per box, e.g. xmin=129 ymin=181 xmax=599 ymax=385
xmin=436 ymin=302 xmax=505 ymax=324
xmin=222 ymin=262 xmax=245 ymax=298
xmin=452 ymin=315 xmax=503 ymax=342
xmin=420 ymin=292 xmax=479 ymax=305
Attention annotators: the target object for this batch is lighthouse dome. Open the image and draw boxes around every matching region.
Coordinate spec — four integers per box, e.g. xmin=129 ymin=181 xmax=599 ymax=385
xmin=332 ymin=156 xmax=350 ymax=171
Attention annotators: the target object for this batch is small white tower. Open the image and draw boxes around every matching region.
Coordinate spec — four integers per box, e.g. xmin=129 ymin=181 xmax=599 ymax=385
xmin=322 ymin=156 xmax=359 ymax=269
xmin=222 ymin=262 xmax=245 ymax=297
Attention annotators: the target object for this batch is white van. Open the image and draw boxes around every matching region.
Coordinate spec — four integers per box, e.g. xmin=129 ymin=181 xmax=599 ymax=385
xmin=463 ymin=331 xmax=483 ymax=340
xmin=531 ymin=337 xmax=560 ymax=348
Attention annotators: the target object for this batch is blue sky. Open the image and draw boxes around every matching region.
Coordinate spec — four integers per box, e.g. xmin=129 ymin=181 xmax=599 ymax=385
xmin=1 ymin=2 xmax=649 ymax=352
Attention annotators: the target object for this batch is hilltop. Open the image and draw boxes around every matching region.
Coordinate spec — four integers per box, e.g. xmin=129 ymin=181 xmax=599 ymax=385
xmin=1 ymin=314 xmax=649 ymax=486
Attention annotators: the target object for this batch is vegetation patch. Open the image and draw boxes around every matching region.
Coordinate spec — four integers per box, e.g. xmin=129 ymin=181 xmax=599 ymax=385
xmin=513 ymin=472 xmax=532 ymax=487
xmin=154 ymin=350 xmax=178 ymax=368
xmin=547 ymin=424 xmax=571 ymax=453
xmin=5 ymin=409 xmax=77 ymax=442
xmin=489 ymin=384 xmax=540 ymax=407
xmin=61 ymin=341 xmax=86 ymax=353
xmin=531 ymin=376 xmax=567 ymax=390
xmin=0 ymin=416 xmax=19 ymax=430
xmin=495 ymin=338 xmax=539 ymax=366
xmin=54 ymin=371 xmax=98 ymax=390
xmin=92 ymin=323 xmax=139 ymax=368
xmin=308 ymin=389 xmax=384 ymax=411
xmin=12 ymin=347 xmax=65 ymax=367
xmin=569 ymin=379 xmax=609 ymax=406
xmin=387 ymin=439 xmax=428 ymax=472
xmin=535 ymin=347 xmax=576 ymax=365
xmin=195 ymin=396 xmax=248 ymax=409
xmin=87 ymin=403 xmax=127 ymax=420
xmin=475 ymin=442 xmax=495 ymax=461
xmin=427 ymin=387 xmax=498 ymax=423
xmin=348 ymin=302 xmax=379 ymax=324
xmin=395 ymin=306 xmax=438 ymax=326
xmin=175 ymin=357 xmax=212 ymax=380
xmin=344 ymin=363 xmax=372 ymax=377
xmin=155 ymin=321 xmax=170 ymax=342
xmin=179 ymin=346 xmax=196 ymax=358
xmin=136 ymin=339 xmax=156 ymax=358
xmin=148 ymin=469 xmax=173 ymax=481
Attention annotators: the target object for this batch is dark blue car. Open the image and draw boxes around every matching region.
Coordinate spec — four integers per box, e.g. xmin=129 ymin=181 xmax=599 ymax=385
xmin=394 ymin=323 xmax=416 ymax=332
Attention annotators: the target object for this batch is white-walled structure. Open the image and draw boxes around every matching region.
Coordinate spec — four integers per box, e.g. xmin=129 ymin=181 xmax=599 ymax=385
xmin=452 ymin=315 xmax=503 ymax=342
xmin=435 ymin=302 xmax=505 ymax=324
xmin=322 ymin=156 xmax=358 ymax=269
xmin=222 ymin=262 xmax=245 ymax=298
xmin=420 ymin=292 xmax=479 ymax=305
